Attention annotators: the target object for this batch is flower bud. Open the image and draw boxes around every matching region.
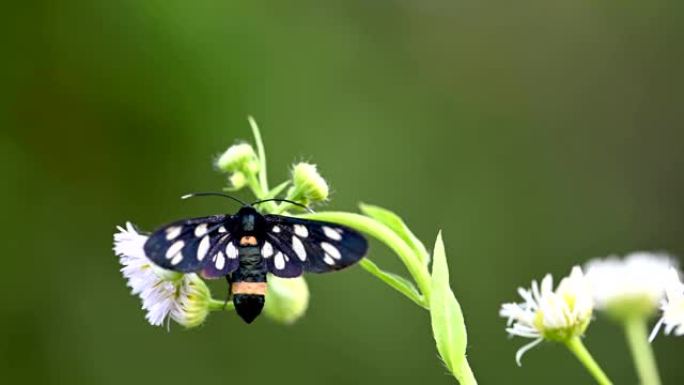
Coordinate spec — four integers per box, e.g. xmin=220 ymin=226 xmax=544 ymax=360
xmin=289 ymin=163 xmax=329 ymax=204
xmin=216 ymin=143 xmax=260 ymax=174
xmin=263 ymin=275 xmax=310 ymax=324
xmin=228 ymin=171 xmax=247 ymax=190
xmin=171 ymin=274 xmax=212 ymax=328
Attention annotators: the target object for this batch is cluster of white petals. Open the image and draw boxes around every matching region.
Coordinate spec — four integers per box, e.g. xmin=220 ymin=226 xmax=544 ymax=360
xmin=500 ymin=266 xmax=593 ymax=365
xmin=114 ymin=223 xmax=209 ymax=328
xmin=649 ymin=268 xmax=684 ymax=341
xmin=585 ymin=252 xmax=675 ymax=315
xmin=502 ymin=252 xmax=683 ymax=364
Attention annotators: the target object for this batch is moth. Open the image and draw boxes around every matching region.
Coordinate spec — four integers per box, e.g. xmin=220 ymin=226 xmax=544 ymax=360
xmin=143 ymin=193 xmax=368 ymax=323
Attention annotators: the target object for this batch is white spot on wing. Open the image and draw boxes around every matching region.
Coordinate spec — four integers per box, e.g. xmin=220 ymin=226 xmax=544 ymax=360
xmin=226 ymin=242 xmax=238 ymax=259
xmin=165 ymin=226 xmax=182 ymax=240
xmin=166 ymin=240 xmax=185 ymax=259
xmin=197 ymin=235 xmax=211 ymax=261
xmin=294 ymin=224 xmax=309 ymax=238
xmin=274 ymin=252 xmax=286 ymax=270
xmin=213 ymin=251 xmax=223 ymax=262
xmin=321 ymin=242 xmax=341 ymax=260
xmin=262 ymin=242 xmax=274 ymax=258
xmin=292 ymin=236 xmax=307 ymax=261
xmin=194 ymin=223 xmax=208 ymax=237
xmin=322 ymin=226 xmax=342 ymax=241
xmin=272 ymin=225 xmax=281 ymax=233
xmin=215 ymin=253 xmax=225 ymax=270
xmin=171 ymin=253 xmax=184 ymax=265
xmin=323 ymin=255 xmax=335 ymax=265
xmin=218 ymin=226 xmax=227 ymax=233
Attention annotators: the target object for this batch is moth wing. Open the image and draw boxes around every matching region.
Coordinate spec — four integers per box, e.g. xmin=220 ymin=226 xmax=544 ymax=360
xmin=262 ymin=215 xmax=368 ymax=276
xmin=200 ymin=235 xmax=241 ymax=279
xmin=143 ymin=215 xmax=238 ymax=276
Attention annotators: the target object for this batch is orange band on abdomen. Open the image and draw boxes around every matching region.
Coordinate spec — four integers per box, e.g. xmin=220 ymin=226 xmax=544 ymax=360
xmin=232 ymin=282 xmax=268 ymax=295
xmin=239 ymin=236 xmax=258 ymax=246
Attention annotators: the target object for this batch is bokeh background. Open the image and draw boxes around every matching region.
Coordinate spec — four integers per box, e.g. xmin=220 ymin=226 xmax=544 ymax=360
xmin=2 ymin=0 xmax=683 ymax=384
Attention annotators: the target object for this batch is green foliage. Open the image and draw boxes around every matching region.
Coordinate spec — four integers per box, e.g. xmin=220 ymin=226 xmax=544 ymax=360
xmin=233 ymin=120 xmax=479 ymax=384
xmin=359 ymin=258 xmax=426 ymax=309
xmin=429 ymin=232 xmax=472 ymax=384
xmin=359 ymin=203 xmax=431 ymax=266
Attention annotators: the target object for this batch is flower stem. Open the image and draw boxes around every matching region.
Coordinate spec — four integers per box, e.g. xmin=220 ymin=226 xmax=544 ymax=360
xmin=209 ymin=298 xmax=235 ymax=311
xmin=623 ymin=316 xmax=661 ymax=385
xmin=248 ymin=116 xmax=269 ymax=192
xmin=564 ymin=337 xmax=613 ymax=385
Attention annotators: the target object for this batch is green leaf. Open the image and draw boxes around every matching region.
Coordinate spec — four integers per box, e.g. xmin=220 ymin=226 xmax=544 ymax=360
xmin=360 ymin=203 xmax=430 ymax=265
xmin=360 ymin=259 xmax=427 ymax=309
xmin=430 ymin=232 xmax=476 ymax=384
xmin=264 ymin=180 xmax=291 ymax=200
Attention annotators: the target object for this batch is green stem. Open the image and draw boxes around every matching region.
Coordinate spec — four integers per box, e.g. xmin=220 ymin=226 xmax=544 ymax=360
xmin=246 ymin=172 xmax=266 ymax=198
xmin=564 ymin=337 xmax=613 ymax=385
xmin=248 ymin=116 xmax=269 ymax=192
xmin=209 ymin=298 xmax=235 ymax=311
xmin=624 ymin=316 xmax=661 ymax=385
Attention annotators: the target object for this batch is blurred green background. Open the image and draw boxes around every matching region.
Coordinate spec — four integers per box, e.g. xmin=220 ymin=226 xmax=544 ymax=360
xmin=2 ymin=0 xmax=683 ymax=384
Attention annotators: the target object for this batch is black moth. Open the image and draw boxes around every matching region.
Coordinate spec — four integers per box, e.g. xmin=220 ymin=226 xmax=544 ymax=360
xmin=143 ymin=196 xmax=368 ymax=323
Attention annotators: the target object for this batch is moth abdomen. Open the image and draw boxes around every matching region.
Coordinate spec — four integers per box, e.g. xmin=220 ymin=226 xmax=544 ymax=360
xmin=232 ymin=294 xmax=265 ymax=324
xmin=232 ymin=245 xmax=267 ymax=323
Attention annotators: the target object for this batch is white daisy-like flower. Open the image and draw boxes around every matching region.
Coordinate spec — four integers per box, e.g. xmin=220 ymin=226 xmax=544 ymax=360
xmin=649 ymin=267 xmax=684 ymax=341
xmin=114 ymin=222 xmax=211 ymax=328
xmin=585 ymin=252 xmax=676 ymax=319
xmin=500 ymin=266 xmax=593 ymax=365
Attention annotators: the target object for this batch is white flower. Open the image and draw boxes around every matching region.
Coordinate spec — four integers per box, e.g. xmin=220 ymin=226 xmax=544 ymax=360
xmin=113 ymin=223 xmax=211 ymax=328
xmin=500 ymin=266 xmax=593 ymax=365
xmin=585 ymin=252 xmax=676 ymax=319
xmin=649 ymin=267 xmax=684 ymax=341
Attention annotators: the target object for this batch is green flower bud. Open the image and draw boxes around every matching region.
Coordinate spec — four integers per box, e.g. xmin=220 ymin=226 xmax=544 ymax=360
xmin=289 ymin=162 xmax=329 ymax=204
xmin=216 ymin=143 xmax=260 ymax=174
xmin=172 ymin=274 xmax=212 ymax=328
xmin=228 ymin=171 xmax=247 ymax=190
xmin=263 ymin=275 xmax=310 ymax=324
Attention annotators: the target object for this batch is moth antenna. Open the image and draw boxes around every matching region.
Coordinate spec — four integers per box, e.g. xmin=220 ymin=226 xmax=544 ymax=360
xmin=251 ymin=198 xmax=313 ymax=213
xmin=181 ymin=192 xmax=248 ymax=206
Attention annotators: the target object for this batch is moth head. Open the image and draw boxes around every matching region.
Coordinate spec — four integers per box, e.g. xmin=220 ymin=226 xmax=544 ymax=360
xmin=237 ymin=206 xmax=264 ymax=233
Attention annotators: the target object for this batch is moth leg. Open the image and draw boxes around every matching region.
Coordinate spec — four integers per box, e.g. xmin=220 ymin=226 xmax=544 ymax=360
xmin=223 ymin=275 xmax=233 ymax=310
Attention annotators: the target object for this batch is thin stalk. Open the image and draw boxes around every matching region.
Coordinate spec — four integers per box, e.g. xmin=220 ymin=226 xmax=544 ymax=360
xmin=248 ymin=116 xmax=269 ymax=192
xmin=624 ymin=316 xmax=662 ymax=385
xmin=564 ymin=337 xmax=613 ymax=385
xmin=209 ymin=298 xmax=235 ymax=311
